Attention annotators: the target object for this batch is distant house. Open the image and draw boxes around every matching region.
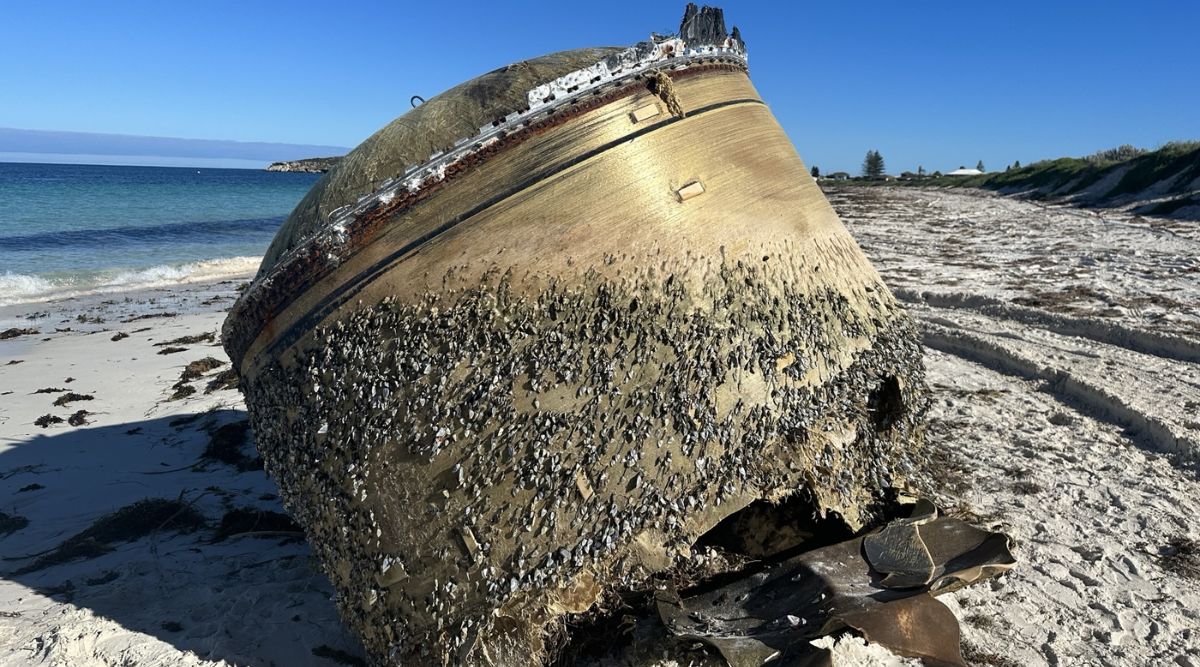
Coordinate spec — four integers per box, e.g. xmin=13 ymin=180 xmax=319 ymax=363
xmin=827 ymin=172 xmax=851 ymax=180
xmin=946 ymin=168 xmax=984 ymax=176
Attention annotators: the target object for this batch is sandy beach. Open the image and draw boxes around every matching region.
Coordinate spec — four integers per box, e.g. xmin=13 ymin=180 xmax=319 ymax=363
xmin=830 ymin=185 xmax=1200 ymax=666
xmin=0 ymin=277 xmax=363 ymax=666
xmin=1 ymin=186 xmax=1198 ymax=666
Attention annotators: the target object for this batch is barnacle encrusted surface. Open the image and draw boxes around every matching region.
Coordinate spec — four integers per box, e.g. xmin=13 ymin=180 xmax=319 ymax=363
xmin=242 ymin=253 xmax=928 ymax=665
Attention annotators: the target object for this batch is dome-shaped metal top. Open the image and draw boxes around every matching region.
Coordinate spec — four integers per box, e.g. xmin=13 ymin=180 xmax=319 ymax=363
xmin=260 ymin=48 xmax=623 ymax=271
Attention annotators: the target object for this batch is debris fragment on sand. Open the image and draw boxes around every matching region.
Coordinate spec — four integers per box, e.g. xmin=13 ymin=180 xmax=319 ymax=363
xmin=592 ymin=501 xmax=1014 ymax=666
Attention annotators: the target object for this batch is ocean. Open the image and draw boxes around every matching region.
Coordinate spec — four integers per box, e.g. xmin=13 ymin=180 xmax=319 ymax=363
xmin=0 ymin=162 xmax=320 ymax=306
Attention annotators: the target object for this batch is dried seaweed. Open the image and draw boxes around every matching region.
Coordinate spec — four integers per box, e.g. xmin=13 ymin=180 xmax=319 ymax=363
xmin=203 ymin=421 xmax=261 ymax=471
xmin=0 ymin=511 xmax=30 ymax=537
xmin=212 ymin=508 xmax=301 ymax=542
xmin=34 ymin=414 xmax=63 ymax=428
xmin=11 ymin=498 xmax=205 ymax=574
xmin=180 ymin=356 xmax=225 ymax=382
xmin=121 ymin=312 xmax=178 ymax=323
xmin=0 ymin=327 xmax=38 ymax=340
xmin=157 ymin=332 xmax=216 ymax=346
xmin=52 ymin=392 xmax=93 ymax=407
xmin=204 ymin=368 xmax=239 ymax=393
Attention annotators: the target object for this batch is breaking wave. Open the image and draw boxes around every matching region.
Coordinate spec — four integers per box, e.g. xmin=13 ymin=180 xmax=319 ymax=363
xmin=0 ymin=256 xmax=261 ymax=307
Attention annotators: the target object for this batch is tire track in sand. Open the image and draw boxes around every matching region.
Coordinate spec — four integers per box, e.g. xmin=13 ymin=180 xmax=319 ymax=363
xmin=915 ymin=312 xmax=1200 ymax=464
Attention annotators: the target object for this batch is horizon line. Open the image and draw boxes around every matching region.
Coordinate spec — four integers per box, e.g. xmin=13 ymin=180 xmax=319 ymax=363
xmin=0 ymin=127 xmax=348 ymax=163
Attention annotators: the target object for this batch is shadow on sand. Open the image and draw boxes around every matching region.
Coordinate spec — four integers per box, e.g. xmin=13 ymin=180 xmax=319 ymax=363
xmin=0 ymin=410 xmax=364 ymax=666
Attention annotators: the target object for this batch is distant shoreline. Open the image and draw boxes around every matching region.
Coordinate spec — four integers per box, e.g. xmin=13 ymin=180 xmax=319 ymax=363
xmin=265 ymin=156 xmax=341 ymax=173
xmin=0 ymin=154 xmax=282 ymax=170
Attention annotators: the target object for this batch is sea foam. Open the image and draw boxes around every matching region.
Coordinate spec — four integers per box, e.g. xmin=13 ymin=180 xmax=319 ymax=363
xmin=0 ymin=272 xmax=59 ymax=305
xmin=0 ymin=256 xmax=261 ymax=307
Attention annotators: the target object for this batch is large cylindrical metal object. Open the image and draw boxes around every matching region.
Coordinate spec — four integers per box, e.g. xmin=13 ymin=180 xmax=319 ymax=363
xmin=225 ymin=20 xmax=927 ymax=666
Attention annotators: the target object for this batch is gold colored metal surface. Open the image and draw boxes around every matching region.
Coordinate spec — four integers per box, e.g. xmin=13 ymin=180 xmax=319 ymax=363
xmin=238 ymin=70 xmax=750 ymax=368
xmin=240 ymin=70 xmax=879 ymax=373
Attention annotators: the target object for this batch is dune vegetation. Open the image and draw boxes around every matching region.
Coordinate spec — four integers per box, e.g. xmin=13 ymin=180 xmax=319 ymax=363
xmin=875 ymin=142 xmax=1200 ymax=219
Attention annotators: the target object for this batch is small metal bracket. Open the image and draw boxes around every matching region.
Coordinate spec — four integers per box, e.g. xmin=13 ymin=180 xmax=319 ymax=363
xmin=629 ymin=103 xmax=662 ymax=123
xmin=676 ymin=181 xmax=706 ymax=201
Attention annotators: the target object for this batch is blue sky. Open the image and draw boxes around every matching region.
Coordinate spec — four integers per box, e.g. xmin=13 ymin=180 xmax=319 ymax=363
xmin=1 ymin=1 xmax=1196 ymax=173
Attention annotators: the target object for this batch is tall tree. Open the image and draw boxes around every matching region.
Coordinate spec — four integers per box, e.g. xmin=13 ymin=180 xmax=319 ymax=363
xmin=918 ymin=165 xmax=925 ymax=176
xmin=1014 ymin=160 xmax=1021 ymax=169
xmin=811 ymin=165 xmax=820 ymax=178
xmin=976 ymin=159 xmax=985 ymax=172
xmin=862 ymin=150 xmax=885 ymax=178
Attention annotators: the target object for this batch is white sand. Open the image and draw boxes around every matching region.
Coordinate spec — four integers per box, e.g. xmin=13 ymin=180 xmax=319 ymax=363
xmin=1 ymin=187 xmax=1197 ymax=666
xmin=832 ymin=185 xmax=1200 ymax=666
xmin=0 ymin=278 xmax=362 ymax=666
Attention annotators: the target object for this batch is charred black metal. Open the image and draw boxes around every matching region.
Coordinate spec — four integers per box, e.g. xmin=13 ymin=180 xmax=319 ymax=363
xmin=679 ymin=4 xmax=730 ymax=47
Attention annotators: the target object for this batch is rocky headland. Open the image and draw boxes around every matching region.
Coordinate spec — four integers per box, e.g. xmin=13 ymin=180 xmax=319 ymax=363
xmin=265 ymin=156 xmax=341 ymax=173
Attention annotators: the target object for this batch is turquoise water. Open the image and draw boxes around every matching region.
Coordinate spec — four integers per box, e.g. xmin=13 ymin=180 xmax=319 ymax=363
xmin=0 ymin=162 xmax=319 ymax=304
